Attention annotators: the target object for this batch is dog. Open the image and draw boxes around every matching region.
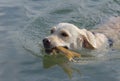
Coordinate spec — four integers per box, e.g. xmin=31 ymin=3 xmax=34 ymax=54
xmin=43 ymin=17 xmax=120 ymax=54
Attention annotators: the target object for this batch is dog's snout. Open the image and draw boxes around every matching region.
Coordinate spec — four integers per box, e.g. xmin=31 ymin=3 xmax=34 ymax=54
xmin=43 ymin=38 xmax=51 ymax=48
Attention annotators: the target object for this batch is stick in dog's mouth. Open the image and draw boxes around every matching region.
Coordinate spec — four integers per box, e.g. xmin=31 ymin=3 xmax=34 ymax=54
xmin=44 ymin=46 xmax=68 ymax=54
xmin=45 ymin=46 xmax=81 ymax=61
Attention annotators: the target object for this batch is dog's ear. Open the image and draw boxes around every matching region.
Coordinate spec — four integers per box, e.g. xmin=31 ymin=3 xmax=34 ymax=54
xmin=80 ymin=29 xmax=97 ymax=49
xmin=50 ymin=26 xmax=56 ymax=34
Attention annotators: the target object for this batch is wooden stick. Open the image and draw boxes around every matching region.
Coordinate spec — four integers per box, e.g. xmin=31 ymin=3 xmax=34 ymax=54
xmin=55 ymin=46 xmax=81 ymax=61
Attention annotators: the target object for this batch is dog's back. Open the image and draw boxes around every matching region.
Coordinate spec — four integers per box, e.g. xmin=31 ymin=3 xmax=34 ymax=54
xmin=91 ymin=17 xmax=120 ymax=49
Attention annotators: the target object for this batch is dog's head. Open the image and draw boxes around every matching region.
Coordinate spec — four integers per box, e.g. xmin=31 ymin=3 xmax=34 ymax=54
xmin=43 ymin=23 xmax=97 ymax=53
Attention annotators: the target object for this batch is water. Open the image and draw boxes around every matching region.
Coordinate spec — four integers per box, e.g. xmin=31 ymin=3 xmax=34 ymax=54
xmin=0 ymin=0 xmax=120 ymax=81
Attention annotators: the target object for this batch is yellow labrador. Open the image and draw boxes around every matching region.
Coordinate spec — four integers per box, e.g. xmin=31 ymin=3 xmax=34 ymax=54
xmin=43 ymin=17 xmax=120 ymax=53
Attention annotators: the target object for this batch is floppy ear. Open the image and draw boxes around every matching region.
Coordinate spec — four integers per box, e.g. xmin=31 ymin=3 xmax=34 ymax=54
xmin=81 ymin=29 xmax=97 ymax=49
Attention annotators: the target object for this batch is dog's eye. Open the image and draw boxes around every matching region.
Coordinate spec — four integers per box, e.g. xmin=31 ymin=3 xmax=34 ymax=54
xmin=50 ymin=29 xmax=54 ymax=34
xmin=61 ymin=32 xmax=68 ymax=37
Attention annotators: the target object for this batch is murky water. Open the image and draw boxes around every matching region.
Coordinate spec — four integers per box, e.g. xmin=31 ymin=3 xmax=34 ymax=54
xmin=0 ymin=0 xmax=120 ymax=81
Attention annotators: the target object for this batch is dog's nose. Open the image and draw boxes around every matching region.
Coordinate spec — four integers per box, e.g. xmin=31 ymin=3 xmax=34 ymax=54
xmin=43 ymin=38 xmax=50 ymax=45
xmin=43 ymin=38 xmax=51 ymax=48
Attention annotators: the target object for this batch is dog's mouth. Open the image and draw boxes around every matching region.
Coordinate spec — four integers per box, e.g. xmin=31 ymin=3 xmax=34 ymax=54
xmin=44 ymin=46 xmax=69 ymax=54
xmin=44 ymin=48 xmax=54 ymax=54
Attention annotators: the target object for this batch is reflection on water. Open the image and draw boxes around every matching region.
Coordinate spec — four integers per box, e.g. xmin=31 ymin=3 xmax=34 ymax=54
xmin=24 ymin=45 xmax=81 ymax=78
xmin=43 ymin=54 xmax=79 ymax=78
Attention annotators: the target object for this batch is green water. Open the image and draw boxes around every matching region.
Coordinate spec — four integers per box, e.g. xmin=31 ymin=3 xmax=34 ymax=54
xmin=0 ymin=0 xmax=120 ymax=81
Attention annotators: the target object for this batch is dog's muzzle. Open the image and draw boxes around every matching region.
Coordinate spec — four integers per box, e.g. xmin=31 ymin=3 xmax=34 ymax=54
xmin=43 ymin=38 xmax=69 ymax=54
